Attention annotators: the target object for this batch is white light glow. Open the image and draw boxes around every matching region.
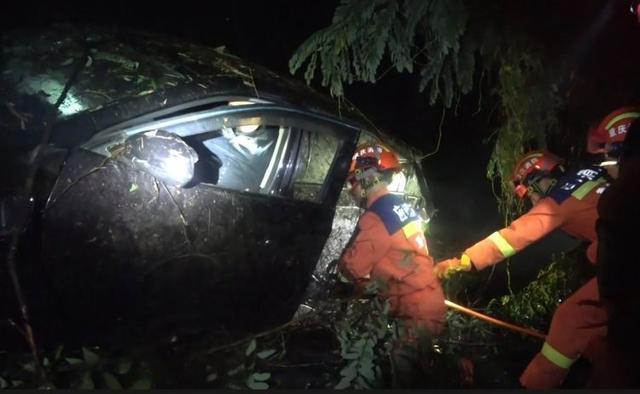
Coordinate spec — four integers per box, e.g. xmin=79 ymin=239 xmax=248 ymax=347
xmin=19 ymin=75 xmax=87 ymax=116
xmin=228 ymin=100 xmax=255 ymax=106
xmin=160 ymin=149 xmax=194 ymax=185
xmin=387 ymin=172 xmax=407 ymax=192
xmin=237 ymin=124 xmax=260 ymax=133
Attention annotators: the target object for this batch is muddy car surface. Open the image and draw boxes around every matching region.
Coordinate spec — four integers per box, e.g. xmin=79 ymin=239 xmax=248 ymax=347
xmin=0 ymin=25 xmax=434 ymax=343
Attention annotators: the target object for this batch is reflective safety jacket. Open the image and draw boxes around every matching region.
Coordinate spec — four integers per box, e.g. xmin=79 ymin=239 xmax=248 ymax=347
xmin=466 ymin=167 xmax=608 ymax=270
xmin=597 ymin=156 xmax=640 ymax=301
xmin=340 ymin=188 xmax=438 ymax=295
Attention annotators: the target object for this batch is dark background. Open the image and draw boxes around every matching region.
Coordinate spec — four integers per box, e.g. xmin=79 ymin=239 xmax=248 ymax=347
xmin=2 ymin=0 xmax=639 ymax=297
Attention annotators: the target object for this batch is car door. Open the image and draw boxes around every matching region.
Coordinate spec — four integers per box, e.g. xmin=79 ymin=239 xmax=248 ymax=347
xmin=42 ymin=103 xmax=359 ymax=335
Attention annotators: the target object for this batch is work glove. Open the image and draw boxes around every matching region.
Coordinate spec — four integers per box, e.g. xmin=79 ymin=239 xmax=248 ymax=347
xmin=434 ymin=254 xmax=473 ymax=279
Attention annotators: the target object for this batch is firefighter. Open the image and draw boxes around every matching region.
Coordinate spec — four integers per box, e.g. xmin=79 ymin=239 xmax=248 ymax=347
xmin=586 ymin=106 xmax=640 ymax=178
xmin=339 ymin=142 xmax=446 ymax=338
xmin=587 ymin=109 xmax=640 ymax=388
xmin=435 ymin=149 xmax=609 ymax=389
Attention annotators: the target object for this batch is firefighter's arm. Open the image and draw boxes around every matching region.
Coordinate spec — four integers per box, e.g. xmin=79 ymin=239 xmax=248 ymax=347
xmin=465 ymin=198 xmax=566 ymax=270
xmin=339 ymin=212 xmax=392 ymax=286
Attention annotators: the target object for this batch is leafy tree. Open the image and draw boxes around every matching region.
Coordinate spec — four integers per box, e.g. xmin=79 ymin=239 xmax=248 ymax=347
xmin=289 ymin=0 xmax=564 ymax=218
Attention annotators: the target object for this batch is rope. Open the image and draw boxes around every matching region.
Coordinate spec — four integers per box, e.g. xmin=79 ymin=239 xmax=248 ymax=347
xmin=445 ymin=299 xmax=546 ymax=340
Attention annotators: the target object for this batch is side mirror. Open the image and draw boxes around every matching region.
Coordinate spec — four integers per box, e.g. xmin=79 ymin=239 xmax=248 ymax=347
xmin=123 ymin=129 xmax=198 ymax=187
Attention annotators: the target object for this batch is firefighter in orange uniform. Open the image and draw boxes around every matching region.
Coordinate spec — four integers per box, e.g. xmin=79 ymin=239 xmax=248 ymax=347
xmin=435 ymin=149 xmax=609 ymax=389
xmin=585 ymin=106 xmax=640 ymax=387
xmin=339 ymin=142 xmax=446 ymax=338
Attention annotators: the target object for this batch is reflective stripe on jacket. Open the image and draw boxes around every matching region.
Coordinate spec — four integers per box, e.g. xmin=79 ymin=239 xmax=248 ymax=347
xmin=466 ymin=167 xmax=607 ymax=270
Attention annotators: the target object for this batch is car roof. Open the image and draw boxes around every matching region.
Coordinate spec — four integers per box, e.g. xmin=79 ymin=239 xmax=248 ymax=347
xmin=1 ymin=24 xmax=423 ymax=158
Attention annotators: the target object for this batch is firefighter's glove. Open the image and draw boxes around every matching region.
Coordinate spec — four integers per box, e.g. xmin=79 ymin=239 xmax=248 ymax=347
xmin=434 ymin=254 xmax=472 ymax=279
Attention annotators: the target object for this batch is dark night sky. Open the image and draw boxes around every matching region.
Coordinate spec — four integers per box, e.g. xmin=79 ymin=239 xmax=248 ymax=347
xmin=3 ymin=0 xmax=639 ymax=295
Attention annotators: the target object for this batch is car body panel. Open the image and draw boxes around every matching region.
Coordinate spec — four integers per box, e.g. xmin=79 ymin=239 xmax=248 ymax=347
xmin=1 ymin=26 xmax=435 ymax=342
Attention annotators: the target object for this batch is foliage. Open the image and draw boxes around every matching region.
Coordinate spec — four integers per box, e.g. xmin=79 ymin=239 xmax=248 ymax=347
xmin=487 ymin=251 xmax=594 ymax=331
xmin=0 ymin=345 xmax=151 ymax=389
xmin=486 ymin=46 xmax=564 ymax=219
xmin=332 ymin=290 xmax=395 ymax=389
xmin=289 ymin=0 xmax=476 ymax=106
xmin=202 ymin=338 xmax=277 ymax=390
xmin=289 ymin=0 xmax=566 ymax=217
xmin=0 ymin=251 xmax=594 ymax=389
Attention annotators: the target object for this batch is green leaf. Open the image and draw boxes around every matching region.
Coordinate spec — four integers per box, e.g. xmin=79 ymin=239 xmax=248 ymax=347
xmin=11 ymin=380 xmax=23 ymax=388
xmin=245 ymin=339 xmax=257 ymax=356
xmin=251 ymin=372 xmax=271 ymax=382
xmin=246 ymin=379 xmax=269 ymax=390
xmin=206 ymin=372 xmax=218 ymax=382
xmin=354 ymin=375 xmax=372 ymax=389
xmin=334 ymin=375 xmax=353 ymax=390
xmin=103 ymin=372 xmax=122 ymax=389
xmin=256 ymin=349 xmax=276 ymax=359
xmin=118 ymin=359 xmax=133 ymax=375
xmin=82 ymin=347 xmax=100 ymax=367
xmin=65 ymin=357 xmax=84 ymax=365
xmin=54 ymin=345 xmax=64 ymax=361
xmin=0 ymin=376 xmax=7 ymax=389
xmin=341 ymin=351 xmax=359 ymax=360
xmin=359 ymin=359 xmax=375 ymax=381
xmin=79 ymin=372 xmax=95 ymax=389
xmin=339 ymin=360 xmax=358 ymax=378
xmin=227 ymin=364 xmax=244 ymax=377
xmin=129 ymin=377 xmax=152 ymax=389
xmin=353 ymin=338 xmax=366 ymax=351
xmin=246 ymin=372 xmax=270 ymax=390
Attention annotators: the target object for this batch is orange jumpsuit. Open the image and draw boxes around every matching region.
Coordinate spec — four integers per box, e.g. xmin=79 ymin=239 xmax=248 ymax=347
xmin=586 ymin=154 xmax=640 ymax=388
xmin=463 ymin=166 xmax=609 ymax=389
xmin=340 ymin=188 xmax=446 ymax=336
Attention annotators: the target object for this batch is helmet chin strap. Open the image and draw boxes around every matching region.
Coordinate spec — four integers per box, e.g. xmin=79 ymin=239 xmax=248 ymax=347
xmin=355 ymin=168 xmax=382 ymax=191
xmin=351 ymin=168 xmax=387 ymax=208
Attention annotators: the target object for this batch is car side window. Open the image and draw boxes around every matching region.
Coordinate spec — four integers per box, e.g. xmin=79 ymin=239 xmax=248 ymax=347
xmin=190 ymin=124 xmax=343 ymax=203
xmin=173 ymin=119 xmax=344 ymax=203
xmin=197 ymin=125 xmax=285 ymax=193
xmin=290 ymin=129 xmax=341 ymax=203
xmin=85 ymin=105 xmax=354 ymax=202
xmin=155 ymin=117 xmax=293 ymax=196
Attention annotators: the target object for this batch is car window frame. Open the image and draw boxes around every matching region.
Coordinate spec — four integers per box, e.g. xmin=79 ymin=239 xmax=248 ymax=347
xmin=83 ymin=104 xmax=361 ymax=204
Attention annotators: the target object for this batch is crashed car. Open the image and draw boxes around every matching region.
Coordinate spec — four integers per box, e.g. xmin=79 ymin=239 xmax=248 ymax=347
xmin=0 ymin=25 xmax=435 ymax=343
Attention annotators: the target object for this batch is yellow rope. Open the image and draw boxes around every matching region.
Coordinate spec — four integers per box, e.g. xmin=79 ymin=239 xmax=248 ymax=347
xmin=445 ymin=299 xmax=546 ymax=340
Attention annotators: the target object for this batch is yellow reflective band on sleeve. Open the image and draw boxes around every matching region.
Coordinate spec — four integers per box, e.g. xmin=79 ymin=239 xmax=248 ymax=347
xmin=605 ymin=112 xmax=640 ymax=130
xmin=402 ymin=220 xmax=422 ymax=239
xmin=541 ymin=342 xmax=576 ymax=369
xmin=488 ymin=232 xmax=516 ymax=258
xmin=571 ymin=177 xmax=606 ymax=200
xmin=460 ymin=253 xmax=472 ymax=268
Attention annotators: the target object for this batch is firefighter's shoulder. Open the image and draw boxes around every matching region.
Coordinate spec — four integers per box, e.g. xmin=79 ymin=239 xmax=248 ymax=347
xmin=547 ymin=166 xmax=608 ymax=205
xmin=367 ymin=193 xmax=419 ymax=234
